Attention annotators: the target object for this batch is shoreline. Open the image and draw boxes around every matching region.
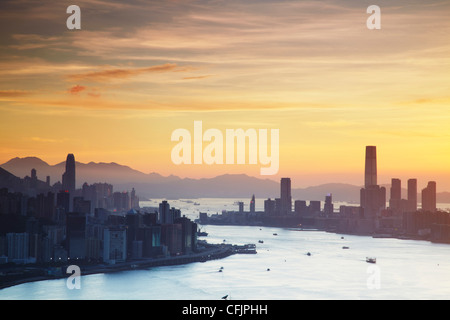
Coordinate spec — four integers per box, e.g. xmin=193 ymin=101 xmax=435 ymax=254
xmin=0 ymin=242 xmax=238 ymax=291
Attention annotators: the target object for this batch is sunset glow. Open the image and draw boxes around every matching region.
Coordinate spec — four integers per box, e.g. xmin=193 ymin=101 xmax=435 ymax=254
xmin=1 ymin=0 xmax=450 ymax=190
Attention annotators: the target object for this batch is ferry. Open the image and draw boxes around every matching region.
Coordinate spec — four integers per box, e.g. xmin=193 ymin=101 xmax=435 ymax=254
xmin=366 ymin=257 xmax=377 ymax=264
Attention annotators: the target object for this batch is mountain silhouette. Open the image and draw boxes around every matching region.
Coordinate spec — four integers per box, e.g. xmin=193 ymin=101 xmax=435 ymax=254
xmin=2 ymin=156 xmax=450 ymax=203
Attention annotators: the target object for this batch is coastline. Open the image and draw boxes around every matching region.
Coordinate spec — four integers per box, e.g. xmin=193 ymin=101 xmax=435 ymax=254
xmin=0 ymin=242 xmax=238 ymax=291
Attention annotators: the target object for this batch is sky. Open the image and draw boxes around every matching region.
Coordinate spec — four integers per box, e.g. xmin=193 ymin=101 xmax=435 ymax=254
xmin=0 ymin=0 xmax=450 ymax=190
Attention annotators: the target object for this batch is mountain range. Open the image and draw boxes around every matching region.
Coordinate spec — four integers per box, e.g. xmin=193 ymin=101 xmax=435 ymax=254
xmin=1 ymin=156 xmax=450 ymax=204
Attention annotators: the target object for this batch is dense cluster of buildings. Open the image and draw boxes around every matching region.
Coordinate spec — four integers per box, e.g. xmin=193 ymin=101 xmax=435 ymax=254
xmin=0 ymin=154 xmax=198 ymax=265
xmin=200 ymin=146 xmax=450 ymax=243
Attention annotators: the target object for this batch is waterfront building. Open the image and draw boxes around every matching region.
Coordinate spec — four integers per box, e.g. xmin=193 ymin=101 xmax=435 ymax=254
xmin=422 ymin=181 xmax=437 ymax=213
xmin=360 ymin=146 xmax=386 ymax=219
xmin=407 ymin=179 xmax=418 ymax=212
xmin=250 ymin=195 xmax=255 ymax=214
xmin=294 ymin=200 xmax=307 ymax=215
xmin=280 ymin=178 xmax=292 ymax=215
xmin=66 ymin=212 xmax=86 ymax=260
xmin=103 ymin=227 xmax=127 ymax=264
xmin=6 ymin=232 xmax=31 ymax=264
xmin=324 ymin=194 xmax=333 ymax=216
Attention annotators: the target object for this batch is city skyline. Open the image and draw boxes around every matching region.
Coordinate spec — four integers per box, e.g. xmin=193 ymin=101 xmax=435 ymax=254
xmin=1 ymin=0 xmax=450 ymax=190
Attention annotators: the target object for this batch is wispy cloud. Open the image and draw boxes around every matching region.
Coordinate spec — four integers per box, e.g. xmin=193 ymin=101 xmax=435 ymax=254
xmin=68 ymin=85 xmax=86 ymax=94
xmin=67 ymin=63 xmax=196 ymax=82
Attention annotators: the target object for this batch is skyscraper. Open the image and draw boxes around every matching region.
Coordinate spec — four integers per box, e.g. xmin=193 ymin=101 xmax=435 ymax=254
xmin=365 ymin=146 xmax=377 ymax=188
xmin=422 ymin=181 xmax=437 ymax=212
xmin=62 ymin=153 xmax=76 ymax=193
xmin=159 ymin=200 xmax=171 ymax=224
xmin=389 ymin=178 xmax=401 ymax=211
xmin=280 ymin=178 xmax=292 ymax=215
xmin=407 ymin=179 xmax=418 ymax=212
xmin=324 ymin=194 xmax=333 ymax=216
xmin=250 ymin=195 xmax=255 ymax=214
xmin=360 ymin=146 xmax=386 ymax=219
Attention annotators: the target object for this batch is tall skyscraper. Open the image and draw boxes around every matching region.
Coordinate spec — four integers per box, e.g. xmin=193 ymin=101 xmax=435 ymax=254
xmin=360 ymin=146 xmax=386 ymax=219
xmin=324 ymin=194 xmax=334 ymax=216
xmin=389 ymin=178 xmax=401 ymax=211
xmin=159 ymin=200 xmax=171 ymax=224
xmin=280 ymin=178 xmax=292 ymax=215
xmin=62 ymin=153 xmax=76 ymax=193
xmin=365 ymin=146 xmax=377 ymax=188
xmin=422 ymin=181 xmax=437 ymax=212
xmin=250 ymin=195 xmax=255 ymax=213
xmin=407 ymin=179 xmax=418 ymax=212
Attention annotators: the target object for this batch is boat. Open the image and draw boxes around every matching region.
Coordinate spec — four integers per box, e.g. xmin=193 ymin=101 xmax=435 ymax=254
xmin=258 ymin=240 xmax=264 ymax=244
xmin=306 ymin=252 xmax=311 ymax=256
xmin=366 ymin=257 xmax=376 ymax=264
xmin=342 ymin=246 xmax=350 ymax=249
xmin=273 ymin=233 xmax=278 ymax=236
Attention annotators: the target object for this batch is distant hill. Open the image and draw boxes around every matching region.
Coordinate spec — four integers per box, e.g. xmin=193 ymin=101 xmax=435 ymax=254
xmin=2 ymin=156 xmax=450 ymax=203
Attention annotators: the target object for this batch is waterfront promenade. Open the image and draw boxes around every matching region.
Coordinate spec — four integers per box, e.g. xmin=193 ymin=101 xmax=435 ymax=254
xmin=0 ymin=242 xmax=243 ymax=290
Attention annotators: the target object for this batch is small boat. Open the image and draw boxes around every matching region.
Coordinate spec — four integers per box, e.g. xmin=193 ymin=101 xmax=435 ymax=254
xmin=366 ymin=257 xmax=376 ymax=264
xmin=342 ymin=246 xmax=350 ymax=249
xmin=273 ymin=233 xmax=278 ymax=236
xmin=258 ymin=240 xmax=264 ymax=244
xmin=306 ymin=252 xmax=311 ymax=256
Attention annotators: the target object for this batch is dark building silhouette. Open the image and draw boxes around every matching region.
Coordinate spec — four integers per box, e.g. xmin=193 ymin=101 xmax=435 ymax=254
xmin=280 ymin=178 xmax=292 ymax=215
xmin=66 ymin=212 xmax=86 ymax=259
xmin=264 ymin=198 xmax=275 ymax=216
xmin=113 ymin=191 xmax=130 ymax=212
xmin=365 ymin=146 xmax=377 ymax=187
xmin=324 ymin=194 xmax=333 ymax=216
xmin=407 ymin=179 xmax=418 ymax=212
xmin=73 ymin=196 xmax=91 ymax=214
xmin=422 ymin=181 xmax=437 ymax=212
xmin=56 ymin=190 xmax=70 ymax=213
xmin=360 ymin=146 xmax=386 ymax=219
xmin=294 ymin=200 xmax=307 ymax=215
xmin=389 ymin=178 xmax=401 ymax=212
xmin=159 ymin=200 xmax=170 ymax=224
xmin=62 ymin=154 xmax=76 ymax=193
xmin=250 ymin=195 xmax=255 ymax=214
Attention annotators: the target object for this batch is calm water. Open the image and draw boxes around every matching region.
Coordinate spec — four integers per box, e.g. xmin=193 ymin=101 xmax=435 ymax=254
xmin=1 ymin=199 xmax=450 ymax=300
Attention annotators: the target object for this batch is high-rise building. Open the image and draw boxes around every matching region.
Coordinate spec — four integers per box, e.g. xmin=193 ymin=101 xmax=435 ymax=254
xmin=62 ymin=154 xmax=76 ymax=193
xmin=159 ymin=200 xmax=171 ymax=224
xmin=103 ymin=227 xmax=127 ymax=264
xmin=264 ymin=198 xmax=275 ymax=216
xmin=66 ymin=212 xmax=86 ymax=259
xmin=422 ymin=181 xmax=437 ymax=213
xmin=407 ymin=179 xmax=418 ymax=212
xmin=250 ymin=195 xmax=255 ymax=214
xmin=7 ymin=232 xmax=30 ymax=263
xmin=365 ymin=146 xmax=377 ymax=188
xmin=294 ymin=200 xmax=307 ymax=215
xmin=360 ymin=146 xmax=386 ymax=218
xmin=324 ymin=194 xmax=334 ymax=216
xmin=280 ymin=178 xmax=292 ymax=215
xmin=389 ymin=178 xmax=401 ymax=212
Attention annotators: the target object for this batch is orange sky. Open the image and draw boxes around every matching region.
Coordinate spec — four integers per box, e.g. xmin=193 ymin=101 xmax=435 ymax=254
xmin=1 ymin=0 xmax=450 ymax=190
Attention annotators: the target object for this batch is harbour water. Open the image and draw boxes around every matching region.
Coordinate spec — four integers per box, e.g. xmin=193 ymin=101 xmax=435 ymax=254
xmin=0 ymin=199 xmax=450 ymax=300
